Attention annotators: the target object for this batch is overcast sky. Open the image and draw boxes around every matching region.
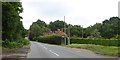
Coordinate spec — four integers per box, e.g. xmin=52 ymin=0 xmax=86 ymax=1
xmin=20 ymin=0 xmax=120 ymax=29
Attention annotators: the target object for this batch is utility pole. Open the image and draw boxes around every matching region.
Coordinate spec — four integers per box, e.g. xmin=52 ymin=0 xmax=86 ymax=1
xmin=64 ymin=16 xmax=66 ymax=45
xmin=68 ymin=25 xmax=71 ymax=45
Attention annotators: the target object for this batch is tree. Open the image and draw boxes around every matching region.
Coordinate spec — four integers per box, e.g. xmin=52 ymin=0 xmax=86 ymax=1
xmin=91 ymin=29 xmax=101 ymax=38
xmin=2 ymin=2 xmax=25 ymax=41
xmin=29 ymin=24 xmax=41 ymax=40
xmin=49 ymin=20 xmax=66 ymax=31
xmin=69 ymin=25 xmax=82 ymax=37
xmin=29 ymin=20 xmax=50 ymax=40
xmin=35 ymin=19 xmax=47 ymax=27
xmin=100 ymin=17 xmax=120 ymax=39
xmin=83 ymin=23 xmax=102 ymax=38
xmin=84 ymin=26 xmax=92 ymax=37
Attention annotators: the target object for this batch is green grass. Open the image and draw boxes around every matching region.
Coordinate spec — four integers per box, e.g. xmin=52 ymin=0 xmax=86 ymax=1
xmin=66 ymin=44 xmax=119 ymax=57
xmin=2 ymin=39 xmax=30 ymax=49
xmin=0 ymin=46 xmax=1 ymax=50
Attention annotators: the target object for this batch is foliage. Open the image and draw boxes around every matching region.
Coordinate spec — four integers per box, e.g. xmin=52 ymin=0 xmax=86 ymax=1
xmin=2 ymin=39 xmax=30 ymax=49
xmin=83 ymin=17 xmax=120 ymax=39
xmin=35 ymin=19 xmax=47 ymax=27
xmin=34 ymin=35 xmax=62 ymax=45
xmin=29 ymin=17 xmax=120 ymax=42
xmin=21 ymin=29 xmax=28 ymax=38
xmin=84 ymin=23 xmax=102 ymax=38
xmin=29 ymin=23 xmax=42 ymax=40
xmin=70 ymin=38 xmax=119 ymax=46
xmin=49 ymin=20 xmax=67 ymax=31
xmin=99 ymin=17 xmax=120 ymax=39
xmin=2 ymin=2 xmax=30 ymax=49
xmin=29 ymin=19 xmax=50 ymax=40
xmin=2 ymin=2 xmax=26 ymax=41
xmin=67 ymin=44 xmax=119 ymax=56
xmin=69 ymin=25 xmax=82 ymax=37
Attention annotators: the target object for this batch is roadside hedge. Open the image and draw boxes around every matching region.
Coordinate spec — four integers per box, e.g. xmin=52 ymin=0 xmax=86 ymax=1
xmin=70 ymin=38 xmax=119 ymax=46
xmin=35 ymin=35 xmax=62 ymax=45
xmin=2 ymin=39 xmax=30 ymax=49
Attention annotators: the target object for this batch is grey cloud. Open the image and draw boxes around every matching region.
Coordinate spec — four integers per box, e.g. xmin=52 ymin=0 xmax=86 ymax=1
xmin=26 ymin=2 xmax=70 ymax=17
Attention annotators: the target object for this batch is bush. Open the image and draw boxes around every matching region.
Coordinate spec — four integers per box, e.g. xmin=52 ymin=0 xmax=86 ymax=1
xmin=34 ymin=34 xmax=62 ymax=45
xmin=2 ymin=39 xmax=30 ymax=49
xmin=70 ymin=38 xmax=119 ymax=46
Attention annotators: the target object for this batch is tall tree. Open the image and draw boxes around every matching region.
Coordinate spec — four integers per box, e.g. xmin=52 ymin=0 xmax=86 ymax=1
xmin=84 ymin=23 xmax=101 ymax=38
xmin=49 ymin=20 xmax=67 ymax=31
xmin=2 ymin=2 xmax=24 ymax=41
xmin=69 ymin=25 xmax=82 ymax=37
xmin=29 ymin=20 xmax=50 ymax=40
xmin=100 ymin=17 xmax=120 ymax=39
xmin=35 ymin=19 xmax=47 ymax=27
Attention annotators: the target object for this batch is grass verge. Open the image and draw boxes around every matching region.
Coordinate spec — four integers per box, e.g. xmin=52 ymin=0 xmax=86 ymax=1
xmin=66 ymin=44 xmax=119 ymax=57
xmin=2 ymin=39 xmax=30 ymax=50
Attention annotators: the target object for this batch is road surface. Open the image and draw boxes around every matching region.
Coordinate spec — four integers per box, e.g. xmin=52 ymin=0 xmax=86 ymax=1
xmin=27 ymin=41 xmax=114 ymax=58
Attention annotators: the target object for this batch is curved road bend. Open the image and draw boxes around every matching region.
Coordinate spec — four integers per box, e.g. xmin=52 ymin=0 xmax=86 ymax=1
xmin=27 ymin=41 xmax=115 ymax=58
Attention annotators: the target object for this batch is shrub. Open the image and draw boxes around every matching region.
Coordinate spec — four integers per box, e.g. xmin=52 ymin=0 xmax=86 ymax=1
xmin=34 ymin=34 xmax=62 ymax=45
xmin=2 ymin=39 xmax=30 ymax=49
xmin=70 ymin=38 xmax=119 ymax=46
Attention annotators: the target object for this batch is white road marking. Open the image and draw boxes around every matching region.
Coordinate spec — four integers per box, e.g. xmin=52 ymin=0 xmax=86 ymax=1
xmin=35 ymin=42 xmax=59 ymax=56
xmin=43 ymin=47 xmax=47 ymax=50
xmin=49 ymin=50 xmax=59 ymax=56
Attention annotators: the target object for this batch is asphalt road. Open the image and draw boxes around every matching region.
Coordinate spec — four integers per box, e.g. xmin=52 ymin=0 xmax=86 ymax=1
xmin=27 ymin=41 xmax=113 ymax=58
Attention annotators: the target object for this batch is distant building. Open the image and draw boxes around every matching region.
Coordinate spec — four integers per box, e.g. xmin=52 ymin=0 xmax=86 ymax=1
xmin=44 ymin=28 xmax=68 ymax=37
